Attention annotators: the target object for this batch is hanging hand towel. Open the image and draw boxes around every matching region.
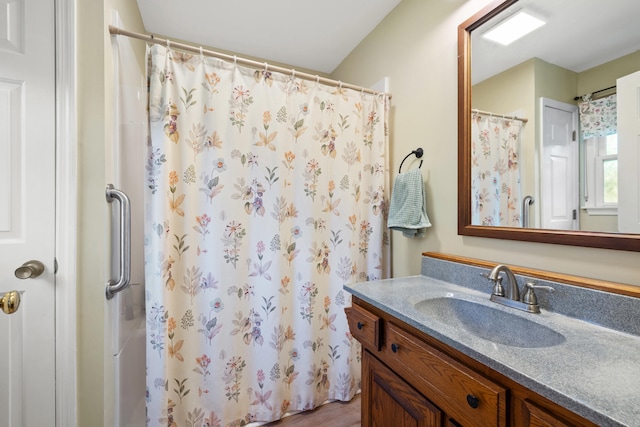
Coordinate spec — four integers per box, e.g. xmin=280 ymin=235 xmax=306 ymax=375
xmin=387 ymin=168 xmax=432 ymax=237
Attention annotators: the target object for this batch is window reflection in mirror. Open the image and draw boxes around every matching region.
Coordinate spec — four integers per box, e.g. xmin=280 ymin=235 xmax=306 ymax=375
xmin=583 ymin=134 xmax=618 ymax=219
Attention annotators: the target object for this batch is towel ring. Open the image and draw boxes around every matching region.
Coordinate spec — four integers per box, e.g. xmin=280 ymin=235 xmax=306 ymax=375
xmin=398 ymin=148 xmax=424 ymax=173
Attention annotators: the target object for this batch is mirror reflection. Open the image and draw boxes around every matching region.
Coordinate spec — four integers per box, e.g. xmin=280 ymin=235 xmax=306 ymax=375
xmin=470 ymin=0 xmax=640 ymax=233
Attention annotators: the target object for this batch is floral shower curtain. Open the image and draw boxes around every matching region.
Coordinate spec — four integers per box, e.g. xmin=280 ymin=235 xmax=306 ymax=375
xmin=471 ymin=113 xmax=523 ymax=226
xmin=144 ymin=44 xmax=389 ymax=426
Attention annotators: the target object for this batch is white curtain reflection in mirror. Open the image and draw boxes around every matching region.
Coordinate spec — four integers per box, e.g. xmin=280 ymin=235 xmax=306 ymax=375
xmin=471 ymin=113 xmax=523 ymax=226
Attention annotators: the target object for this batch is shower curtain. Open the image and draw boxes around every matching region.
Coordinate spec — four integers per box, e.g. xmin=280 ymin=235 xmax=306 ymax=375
xmin=144 ymin=44 xmax=389 ymax=425
xmin=471 ymin=114 xmax=523 ymax=226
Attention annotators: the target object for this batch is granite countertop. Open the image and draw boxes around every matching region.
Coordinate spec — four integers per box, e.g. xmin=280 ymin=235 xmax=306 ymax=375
xmin=345 ymin=275 xmax=640 ymax=427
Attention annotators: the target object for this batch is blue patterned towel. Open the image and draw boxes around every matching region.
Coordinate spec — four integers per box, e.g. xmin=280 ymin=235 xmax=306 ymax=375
xmin=387 ymin=168 xmax=431 ymax=237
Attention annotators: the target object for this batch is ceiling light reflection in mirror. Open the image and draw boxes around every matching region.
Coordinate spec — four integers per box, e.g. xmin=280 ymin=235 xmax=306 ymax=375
xmin=482 ymin=10 xmax=545 ymax=46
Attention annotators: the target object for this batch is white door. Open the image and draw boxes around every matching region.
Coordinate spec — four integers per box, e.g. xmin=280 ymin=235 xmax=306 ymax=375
xmin=0 ymin=0 xmax=56 ymax=425
xmin=617 ymin=70 xmax=640 ymax=233
xmin=540 ymin=98 xmax=579 ymax=230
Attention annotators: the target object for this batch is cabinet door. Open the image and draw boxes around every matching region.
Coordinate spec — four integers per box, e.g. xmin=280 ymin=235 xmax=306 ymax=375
xmin=363 ymin=350 xmax=442 ymax=427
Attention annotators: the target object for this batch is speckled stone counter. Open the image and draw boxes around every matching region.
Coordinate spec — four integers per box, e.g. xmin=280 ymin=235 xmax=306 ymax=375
xmin=344 ymin=256 xmax=640 ymax=427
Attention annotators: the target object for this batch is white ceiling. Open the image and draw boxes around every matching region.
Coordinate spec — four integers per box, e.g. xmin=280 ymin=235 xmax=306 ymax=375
xmin=472 ymin=0 xmax=640 ymax=84
xmin=135 ymin=0 xmax=639 ymax=80
xmin=135 ymin=0 xmax=402 ymax=74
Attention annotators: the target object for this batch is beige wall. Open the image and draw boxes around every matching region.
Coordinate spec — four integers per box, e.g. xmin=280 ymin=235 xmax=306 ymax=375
xmin=332 ymin=0 xmax=639 ymax=285
xmin=534 ymin=58 xmax=578 ymax=105
xmin=77 ymin=0 xmax=105 ymax=423
xmin=578 ymin=50 xmax=640 ymax=95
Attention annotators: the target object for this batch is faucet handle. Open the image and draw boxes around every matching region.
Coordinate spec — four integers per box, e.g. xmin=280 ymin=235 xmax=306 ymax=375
xmin=522 ymin=282 xmax=554 ymax=305
xmin=481 ymin=272 xmax=505 ymax=297
xmin=492 ymin=276 xmax=505 ymax=297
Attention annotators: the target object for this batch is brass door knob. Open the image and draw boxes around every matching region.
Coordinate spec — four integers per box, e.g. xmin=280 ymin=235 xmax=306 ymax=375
xmin=0 ymin=291 xmax=20 ymax=314
xmin=14 ymin=260 xmax=45 ymax=279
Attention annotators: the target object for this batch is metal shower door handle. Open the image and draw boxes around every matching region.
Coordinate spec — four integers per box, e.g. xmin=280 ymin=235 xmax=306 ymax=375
xmin=105 ymin=184 xmax=131 ymax=299
xmin=522 ymin=195 xmax=535 ymax=228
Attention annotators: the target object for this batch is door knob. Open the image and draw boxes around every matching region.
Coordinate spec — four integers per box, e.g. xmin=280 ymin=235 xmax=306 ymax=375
xmin=14 ymin=260 xmax=45 ymax=279
xmin=0 ymin=291 xmax=20 ymax=314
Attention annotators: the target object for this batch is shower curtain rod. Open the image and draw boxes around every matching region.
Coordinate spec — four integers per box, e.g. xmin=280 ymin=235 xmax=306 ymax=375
xmin=471 ymin=108 xmax=528 ymax=123
xmin=109 ymin=25 xmax=391 ymax=98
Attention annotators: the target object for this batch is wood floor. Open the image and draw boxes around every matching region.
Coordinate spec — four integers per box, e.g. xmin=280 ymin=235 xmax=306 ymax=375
xmin=266 ymin=394 xmax=361 ymax=427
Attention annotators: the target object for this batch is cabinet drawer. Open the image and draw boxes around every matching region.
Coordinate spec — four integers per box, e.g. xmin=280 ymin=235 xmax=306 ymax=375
xmin=345 ymin=304 xmax=381 ymax=350
xmin=383 ymin=322 xmax=507 ymax=427
xmin=522 ymin=400 xmax=576 ymax=427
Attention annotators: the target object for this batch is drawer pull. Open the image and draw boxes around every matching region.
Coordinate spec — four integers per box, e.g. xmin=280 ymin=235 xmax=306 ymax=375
xmin=466 ymin=394 xmax=480 ymax=409
xmin=357 ymin=321 xmax=364 ymax=330
xmin=391 ymin=343 xmax=399 ymax=353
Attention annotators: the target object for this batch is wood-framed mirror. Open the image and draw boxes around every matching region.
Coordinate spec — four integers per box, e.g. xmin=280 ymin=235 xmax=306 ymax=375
xmin=458 ymin=0 xmax=640 ymax=252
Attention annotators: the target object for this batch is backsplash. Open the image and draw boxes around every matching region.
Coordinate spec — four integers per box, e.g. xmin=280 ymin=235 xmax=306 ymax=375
xmin=421 ymin=255 xmax=640 ymax=337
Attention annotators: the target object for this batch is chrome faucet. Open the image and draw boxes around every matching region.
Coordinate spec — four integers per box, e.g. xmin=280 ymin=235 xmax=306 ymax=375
xmin=485 ymin=264 xmax=554 ymax=314
xmin=488 ymin=264 xmax=520 ymax=301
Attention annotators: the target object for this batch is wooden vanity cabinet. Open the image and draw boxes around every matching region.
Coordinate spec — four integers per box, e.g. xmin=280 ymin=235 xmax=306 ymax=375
xmin=346 ymin=298 xmax=598 ymax=427
xmin=347 ymin=302 xmax=504 ymax=427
